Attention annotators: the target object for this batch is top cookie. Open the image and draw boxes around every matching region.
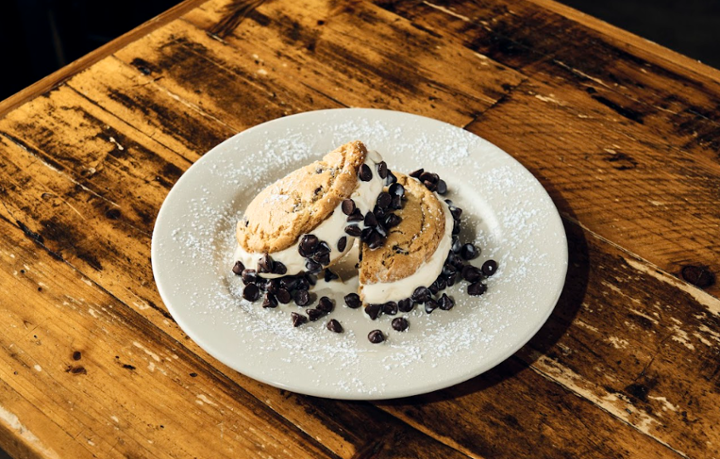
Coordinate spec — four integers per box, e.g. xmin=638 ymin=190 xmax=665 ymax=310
xmin=359 ymin=173 xmax=446 ymax=285
xmin=237 ymin=141 xmax=368 ymax=254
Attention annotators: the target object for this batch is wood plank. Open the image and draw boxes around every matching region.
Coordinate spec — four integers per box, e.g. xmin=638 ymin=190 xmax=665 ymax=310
xmin=67 ymin=56 xmax=236 ymax=163
xmin=111 ymin=0 xmax=524 ymax=129
xmin=0 ymin=0 xmax=212 ymax=118
xmin=463 ymin=77 xmax=719 ymax=298
xmin=0 ymin=93 xmax=471 ymax=459
xmin=377 ymin=220 xmax=720 ymax=459
xmin=0 ymin=219 xmax=337 ymax=459
xmin=370 ymin=0 xmax=720 ymax=175
xmin=1 ymin=123 xmax=702 ymax=457
xmin=0 ymin=69 xmax=710 ymax=459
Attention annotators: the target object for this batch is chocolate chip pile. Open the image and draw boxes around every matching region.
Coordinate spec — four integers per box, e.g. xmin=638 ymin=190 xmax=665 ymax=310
xmin=233 ymin=165 xmax=498 ymax=345
xmin=359 ymin=169 xmax=498 ymax=342
xmin=342 ymin=160 xmax=404 ymax=250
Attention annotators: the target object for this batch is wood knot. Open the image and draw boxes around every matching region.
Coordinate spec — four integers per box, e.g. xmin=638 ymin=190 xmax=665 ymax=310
xmin=681 ymin=265 xmax=715 ymax=288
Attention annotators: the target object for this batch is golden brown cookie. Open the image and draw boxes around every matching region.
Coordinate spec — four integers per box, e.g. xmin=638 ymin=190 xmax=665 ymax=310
xmin=359 ymin=173 xmax=447 ymax=286
xmin=236 ymin=141 xmax=367 ymax=254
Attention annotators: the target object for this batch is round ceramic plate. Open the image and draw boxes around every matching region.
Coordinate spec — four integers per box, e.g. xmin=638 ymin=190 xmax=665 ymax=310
xmin=152 ymin=109 xmax=568 ymax=400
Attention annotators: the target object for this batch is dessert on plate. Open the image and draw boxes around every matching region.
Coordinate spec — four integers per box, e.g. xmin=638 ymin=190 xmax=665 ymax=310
xmin=231 ymin=142 xmax=497 ymax=342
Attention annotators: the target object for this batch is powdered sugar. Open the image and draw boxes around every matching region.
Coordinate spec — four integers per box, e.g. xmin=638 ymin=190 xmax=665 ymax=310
xmin=152 ymin=109 xmax=567 ymax=399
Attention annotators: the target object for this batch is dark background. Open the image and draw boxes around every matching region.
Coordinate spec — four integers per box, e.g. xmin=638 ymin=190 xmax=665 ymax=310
xmin=1 ymin=0 xmax=719 ymax=103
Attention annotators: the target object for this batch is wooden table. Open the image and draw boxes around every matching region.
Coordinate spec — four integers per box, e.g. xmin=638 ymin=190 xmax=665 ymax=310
xmin=1 ymin=0 xmax=718 ymax=457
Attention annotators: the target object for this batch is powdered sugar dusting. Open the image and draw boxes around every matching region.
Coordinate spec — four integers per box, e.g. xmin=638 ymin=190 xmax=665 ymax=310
xmin=153 ymin=109 xmax=567 ymax=399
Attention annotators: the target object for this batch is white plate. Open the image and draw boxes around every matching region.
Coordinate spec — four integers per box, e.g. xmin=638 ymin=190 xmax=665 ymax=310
xmin=152 ymin=109 xmax=568 ymax=400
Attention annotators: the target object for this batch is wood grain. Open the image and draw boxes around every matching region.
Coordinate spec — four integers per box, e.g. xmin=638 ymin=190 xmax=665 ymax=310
xmin=0 ymin=0 xmax=719 ymax=457
xmin=367 ymin=0 xmax=720 ymax=296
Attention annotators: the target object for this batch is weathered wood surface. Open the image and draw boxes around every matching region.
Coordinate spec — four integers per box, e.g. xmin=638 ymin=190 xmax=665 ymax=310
xmin=0 ymin=0 xmax=718 ymax=457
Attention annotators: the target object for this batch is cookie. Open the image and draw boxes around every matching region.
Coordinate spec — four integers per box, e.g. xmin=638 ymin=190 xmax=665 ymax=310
xmin=237 ymin=141 xmax=367 ymax=253
xmin=359 ymin=172 xmax=454 ymax=303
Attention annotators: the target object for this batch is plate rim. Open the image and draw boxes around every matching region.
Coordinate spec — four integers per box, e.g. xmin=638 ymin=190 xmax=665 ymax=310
xmin=151 ymin=108 xmax=569 ymax=400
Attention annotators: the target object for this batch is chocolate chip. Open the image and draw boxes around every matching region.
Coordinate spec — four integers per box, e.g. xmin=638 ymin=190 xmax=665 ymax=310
xmin=345 ymin=225 xmax=362 ymax=237
xmin=373 ymin=205 xmax=387 ymax=219
xmin=299 ymin=235 xmax=320 ymax=256
xmin=450 ymin=252 xmax=466 ymax=269
xmin=375 ymin=223 xmax=388 ymax=238
xmin=307 ymin=308 xmax=326 ymax=321
xmin=293 ymin=289 xmax=311 ymax=306
xmin=424 ymin=299 xmax=438 ymax=313
xmin=449 ymin=206 xmax=463 ymax=220
xmin=315 ymin=252 xmax=330 ymax=266
xmin=242 ymin=284 xmax=260 ymax=302
xmin=365 ymin=304 xmax=382 ymax=320
xmin=461 ymin=244 xmax=479 ymax=260
xmin=419 ymin=171 xmax=436 ymax=183
xmin=398 ymin=298 xmax=415 ymax=312
xmin=324 ymin=269 xmax=339 ymax=282
xmin=360 ymin=227 xmax=374 ymax=242
xmin=411 ymin=286 xmax=431 ymax=303
xmin=462 ymin=265 xmax=482 ymax=282
xmin=337 ymin=236 xmax=347 ymax=252
xmin=409 ymin=168 xmax=424 ymax=179
xmin=272 ymin=261 xmax=287 ymax=275
xmin=438 ymin=293 xmax=454 ymax=310
xmin=446 ymin=272 xmax=458 ymax=286
xmin=482 ymin=260 xmax=498 ymax=276
xmin=327 ymin=319 xmax=343 ymax=333
xmin=364 ymin=211 xmax=378 ymax=227
xmin=376 ymin=191 xmax=392 ymax=209
xmin=241 ymin=269 xmax=258 ymax=284
xmin=423 ymin=180 xmax=437 ymax=191
xmin=305 ymin=272 xmax=317 ymax=286
xmin=257 ymin=254 xmax=274 ymax=273
xmin=347 ymin=208 xmax=364 ymax=222
xmin=452 ymin=221 xmax=460 ymax=235
xmin=392 ymin=317 xmax=409 ymax=332
xmin=436 ymin=179 xmax=447 ymax=195
xmin=377 ymin=161 xmax=388 ymax=179
xmin=681 ymin=265 xmax=715 ymax=288
xmin=262 ymin=292 xmax=278 ymax=308
xmin=368 ymin=330 xmax=385 ymax=343
xmin=436 ymin=276 xmax=447 ymax=291
xmin=382 ymin=301 xmax=398 ymax=315
xmin=429 ymin=280 xmax=440 ymax=295
xmin=275 ymin=288 xmax=292 ymax=304
xmin=291 ymin=312 xmax=308 ymax=327
xmin=452 ymin=237 xmax=463 ymax=253
xmin=232 ymin=261 xmax=245 ymax=275
xmin=280 ymin=276 xmax=297 ymax=291
xmin=388 ymin=183 xmax=405 ymax=197
xmin=344 ymin=293 xmax=362 ymax=309
xmin=384 ymin=213 xmax=401 ymax=228
xmin=266 ymin=279 xmax=279 ymax=294
xmin=318 ymin=241 xmax=331 ymax=254
xmin=391 ymin=195 xmax=403 ymax=210
xmin=294 ymin=277 xmax=310 ymax=291
xmin=305 ymin=259 xmax=322 ymax=274
xmin=341 ymin=199 xmax=356 ymax=216
xmin=468 ymin=282 xmax=487 ymax=296
xmin=368 ymin=231 xmax=384 ymax=249
xmin=385 ymin=171 xmax=397 ymax=185
xmin=359 ymin=164 xmax=373 ymax=181
xmin=442 ymin=264 xmax=457 ymax=277
xmin=317 ymin=296 xmax=335 ymax=313
xmin=255 ymin=277 xmax=267 ymax=291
